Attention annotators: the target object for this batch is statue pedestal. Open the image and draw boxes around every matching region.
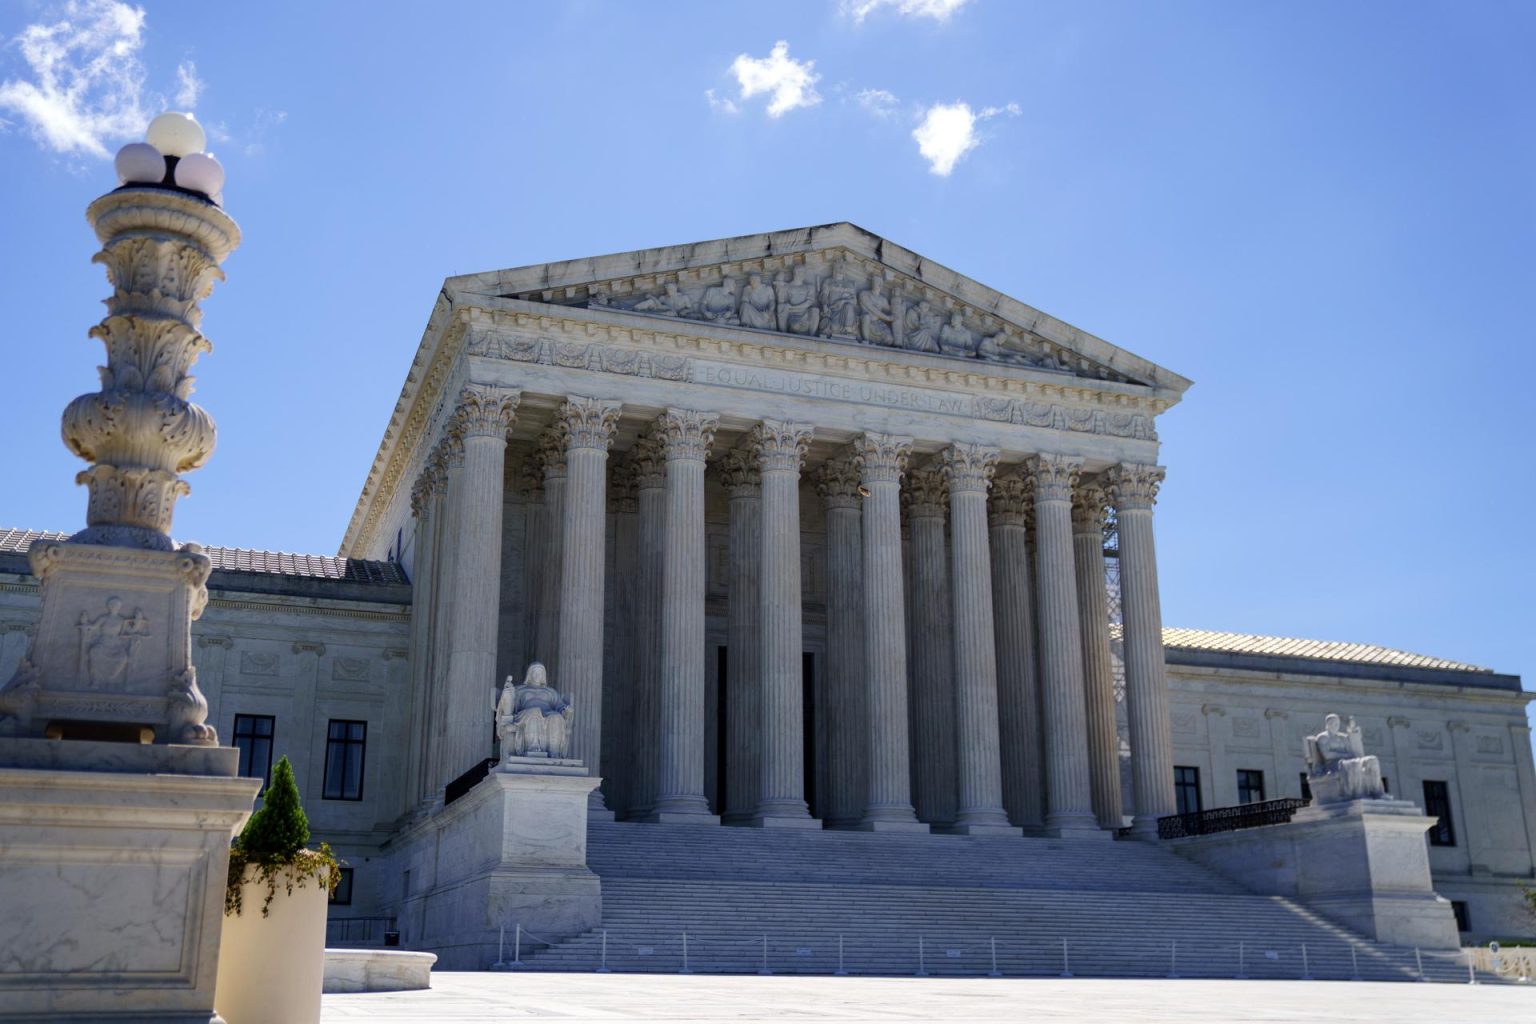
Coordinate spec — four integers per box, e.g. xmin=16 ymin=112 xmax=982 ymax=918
xmin=0 ymin=542 xmax=215 ymax=745
xmin=0 ymin=738 xmax=259 ymax=1022
xmin=1171 ymin=797 xmax=1461 ymax=950
xmin=388 ymin=763 xmax=602 ymax=969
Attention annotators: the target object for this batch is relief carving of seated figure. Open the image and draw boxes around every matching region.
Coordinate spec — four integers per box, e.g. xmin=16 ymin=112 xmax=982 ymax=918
xmin=495 ymin=661 xmax=573 ymax=759
xmin=1304 ymin=713 xmax=1386 ymax=804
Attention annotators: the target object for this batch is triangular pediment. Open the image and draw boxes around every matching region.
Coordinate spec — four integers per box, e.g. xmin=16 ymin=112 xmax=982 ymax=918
xmin=447 ymin=223 xmax=1191 ymax=395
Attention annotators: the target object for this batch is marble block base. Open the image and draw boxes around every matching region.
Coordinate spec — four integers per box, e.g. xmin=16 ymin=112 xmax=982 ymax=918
xmin=948 ymin=822 xmax=1024 ymax=837
xmin=647 ymin=809 xmax=722 ymax=825
xmin=0 ymin=738 xmax=259 ymax=1023
xmin=750 ymin=814 xmax=822 ymax=830
xmin=322 ymin=949 xmax=436 ymax=993
xmin=856 ymin=818 xmax=931 ymax=833
xmin=390 ymin=767 xmax=603 ymax=970
xmin=1171 ymin=797 xmax=1461 ymax=950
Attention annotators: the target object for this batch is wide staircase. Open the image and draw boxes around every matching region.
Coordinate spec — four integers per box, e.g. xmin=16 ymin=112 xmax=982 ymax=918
xmin=517 ymin=823 xmax=1478 ymax=982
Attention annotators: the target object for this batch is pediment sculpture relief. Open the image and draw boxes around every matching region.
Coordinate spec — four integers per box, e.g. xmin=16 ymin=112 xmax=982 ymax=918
xmin=572 ymin=254 xmax=1124 ymax=380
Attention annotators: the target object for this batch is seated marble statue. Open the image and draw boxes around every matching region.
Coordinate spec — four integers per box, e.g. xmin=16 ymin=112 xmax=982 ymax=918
xmin=494 ymin=662 xmax=573 ymax=759
xmin=1304 ymin=713 xmax=1385 ymax=804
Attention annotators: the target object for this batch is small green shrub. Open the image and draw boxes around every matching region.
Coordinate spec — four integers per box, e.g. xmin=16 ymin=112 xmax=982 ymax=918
xmin=225 ymin=755 xmax=340 ymax=917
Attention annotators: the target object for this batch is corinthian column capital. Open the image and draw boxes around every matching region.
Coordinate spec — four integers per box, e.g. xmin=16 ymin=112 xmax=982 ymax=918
xmin=438 ymin=432 xmax=465 ymax=472
xmin=533 ymin=429 xmax=567 ymax=481
xmin=556 ymin=396 xmax=622 ymax=451
xmin=815 ymin=456 xmax=862 ymax=510
xmin=987 ymin=471 xmax=1032 ymax=528
xmin=1105 ymin=463 xmax=1166 ymax=511
xmin=940 ymin=443 xmax=1000 ymax=495
xmin=718 ymin=448 xmax=761 ymax=498
xmin=1071 ymin=481 xmax=1109 ymax=534
xmin=629 ymin=436 xmax=667 ymax=489
xmin=453 ymin=383 xmax=520 ymax=440
xmin=903 ymin=466 xmax=948 ymax=519
xmin=654 ymin=408 xmax=720 ymax=463
xmin=850 ymin=432 xmax=912 ymax=486
xmin=749 ymin=419 xmax=814 ymax=473
xmin=1024 ymin=453 xmax=1083 ymax=504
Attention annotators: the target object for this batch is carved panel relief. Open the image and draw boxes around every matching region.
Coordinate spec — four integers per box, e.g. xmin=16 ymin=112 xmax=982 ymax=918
xmin=239 ymin=651 xmax=279 ymax=677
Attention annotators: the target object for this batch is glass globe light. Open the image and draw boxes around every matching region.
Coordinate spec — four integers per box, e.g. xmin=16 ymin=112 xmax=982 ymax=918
xmin=174 ymin=152 xmax=225 ymax=197
xmin=114 ymin=142 xmax=166 ymax=185
xmin=145 ymin=112 xmax=207 ymax=158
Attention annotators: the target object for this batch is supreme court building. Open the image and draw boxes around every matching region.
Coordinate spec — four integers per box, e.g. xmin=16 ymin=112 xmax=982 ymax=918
xmin=3 ymin=224 xmax=1533 ymax=962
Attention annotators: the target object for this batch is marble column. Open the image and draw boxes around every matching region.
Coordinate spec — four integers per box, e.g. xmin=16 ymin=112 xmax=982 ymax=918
xmin=903 ymin=469 xmax=952 ymax=829
xmin=852 ymin=434 xmax=926 ymax=832
xmin=1026 ymin=453 xmax=1100 ymax=837
xmin=404 ymin=463 xmax=440 ymax=809
xmin=988 ymin=471 xmax=1046 ymax=831
xmin=1073 ymin=481 xmax=1123 ymax=832
xmin=604 ymin=458 xmax=639 ymax=818
xmin=425 ymin=439 xmax=460 ymax=798
xmin=750 ymin=420 xmax=818 ymax=828
xmin=627 ymin=438 xmax=667 ymax=819
xmin=1105 ymin=463 xmax=1176 ymax=836
xmin=816 ymin=455 xmax=867 ymax=829
xmin=905 ymin=466 xmax=957 ymax=828
xmin=650 ymin=409 xmax=720 ymax=823
xmin=439 ymin=384 xmax=520 ymax=791
xmin=941 ymin=444 xmax=1017 ymax=835
xmin=719 ymin=449 xmax=762 ymax=824
xmin=533 ymin=431 xmax=567 ymax=676
xmin=555 ymin=397 xmax=621 ymax=814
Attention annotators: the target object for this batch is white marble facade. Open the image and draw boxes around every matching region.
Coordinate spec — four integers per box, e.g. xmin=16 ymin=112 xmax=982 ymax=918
xmin=2 ymin=224 xmax=1531 ymax=944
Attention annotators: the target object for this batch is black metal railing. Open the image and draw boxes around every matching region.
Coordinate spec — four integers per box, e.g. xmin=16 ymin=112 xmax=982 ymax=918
xmin=325 ymin=915 xmax=398 ymax=946
xmin=444 ymin=757 xmax=498 ymax=806
xmin=1157 ymin=797 xmax=1308 ymax=839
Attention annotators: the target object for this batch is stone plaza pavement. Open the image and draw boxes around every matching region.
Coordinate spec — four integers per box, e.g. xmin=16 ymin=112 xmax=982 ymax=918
xmin=321 ymin=973 xmax=1535 ymax=1023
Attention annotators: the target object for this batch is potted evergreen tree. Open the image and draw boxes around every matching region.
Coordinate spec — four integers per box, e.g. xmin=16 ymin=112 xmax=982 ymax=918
xmin=215 ymin=756 xmax=340 ymax=1024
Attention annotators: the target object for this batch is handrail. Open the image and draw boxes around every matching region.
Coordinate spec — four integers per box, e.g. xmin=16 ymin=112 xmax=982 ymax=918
xmin=444 ymin=757 xmax=499 ymax=806
xmin=1157 ymin=798 xmax=1308 ymax=839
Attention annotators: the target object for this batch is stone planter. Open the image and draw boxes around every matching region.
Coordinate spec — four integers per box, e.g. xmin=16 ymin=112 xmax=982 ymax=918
xmin=215 ymin=863 xmax=329 ymax=1024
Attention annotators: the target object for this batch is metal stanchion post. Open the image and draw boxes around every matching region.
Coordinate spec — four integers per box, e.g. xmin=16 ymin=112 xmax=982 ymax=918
xmin=1415 ymin=947 xmax=1427 ymax=982
xmin=1167 ymin=939 xmax=1179 ymax=979
xmin=1350 ymin=944 xmax=1360 ymax=981
xmin=1236 ymin=941 xmax=1246 ymax=980
xmin=598 ymin=929 xmax=610 ymax=973
xmin=916 ymin=935 xmax=928 ymax=978
xmin=758 ymin=933 xmax=771 ymax=976
xmin=680 ymin=931 xmax=691 ymax=975
xmin=1060 ymin=938 xmax=1073 ymax=979
xmin=1300 ymin=943 xmax=1311 ymax=980
xmin=1467 ymin=950 xmax=1477 ymax=985
xmin=835 ymin=934 xmax=847 ymax=977
xmin=514 ymin=923 xmax=523 ymax=968
xmin=989 ymin=937 xmax=1001 ymax=978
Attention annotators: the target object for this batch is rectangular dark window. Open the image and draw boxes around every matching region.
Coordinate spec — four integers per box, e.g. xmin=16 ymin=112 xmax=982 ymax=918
xmin=232 ymin=714 xmax=275 ymax=793
xmin=323 ymin=719 xmax=367 ymax=801
xmin=330 ymin=866 xmax=354 ymax=906
xmin=1299 ymin=772 xmax=1312 ymax=802
xmin=1236 ymin=769 xmax=1265 ymax=805
xmin=1382 ymin=776 xmax=1390 ymax=794
xmin=1451 ymin=900 xmax=1470 ymax=933
xmin=1423 ymin=780 xmax=1456 ymax=846
xmin=1174 ymin=766 xmax=1201 ymax=816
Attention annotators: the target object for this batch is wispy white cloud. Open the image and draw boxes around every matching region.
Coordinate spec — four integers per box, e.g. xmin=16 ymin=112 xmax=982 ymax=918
xmin=704 ymin=88 xmax=739 ymax=115
xmin=855 ymin=87 xmax=899 ymax=119
xmin=174 ymin=59 xmax=202 ymax=109
xmin=842 ymin=0 xmax=971 ymax=24
xmin=911 ymin=100 xmax=1018 ymax=176
xmin=726 ymin=40 xmax=821 ymax=118
xmin=0 ymin=0 xmax=154 ymax=157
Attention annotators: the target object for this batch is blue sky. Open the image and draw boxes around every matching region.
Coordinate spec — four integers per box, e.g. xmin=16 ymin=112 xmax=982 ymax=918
xmin=1 ymin=1 xmax=1532 ymax=699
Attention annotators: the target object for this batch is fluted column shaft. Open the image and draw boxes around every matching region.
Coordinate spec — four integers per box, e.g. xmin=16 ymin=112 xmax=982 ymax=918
xmin=556 ymin=398 xmax=621 ymax=811
xmin=1027 ymin=453 xmax=1100 ymax=837
xmin=404 ymin=465 xmax=440 ymax=810
xmin=989 ymin=474 xmax=1045 ymax=830
xmin=817 ymin=457 xmax=866 ymax=828
xmin=1074 ymin=484 xmax=1123 ymax=831
xmin=720 ymin=450 xmax=762 ymax=823
xmin=651 ymin=409 xmax=720 ymax=822
xmin=905 ymin=468 xmax=956 ymax=828
xmin=439 ymin=385 xmax=520 ymax=791
xmin=751 ymin=420 xmax=817 ymax=827
xmin=852 ymin=435 xmax=925 ymax=831
xmin=533 ymin=434 xmax=566 ymax=676
xmin=628 ymin=440 xmax=667 ymax=819
xmin=426 ymin=440 xmax=462 ymax=797
xmin=942 ymin=445 xmax=1016 ymax=835
xmin=1107 ymin=464 xmax=1176 ymax=836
